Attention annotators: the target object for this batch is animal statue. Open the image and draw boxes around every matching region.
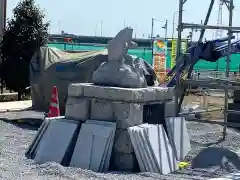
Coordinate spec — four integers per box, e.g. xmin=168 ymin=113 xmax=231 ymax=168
xmin=92 ymin=27 xmax=148 ymax=88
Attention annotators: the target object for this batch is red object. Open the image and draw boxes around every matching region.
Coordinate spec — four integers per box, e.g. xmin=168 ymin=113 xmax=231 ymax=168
xmin=64 ymin=37 xmax=72 ymax=43
xmin=48 ymin=86 xmax=60 ymax=117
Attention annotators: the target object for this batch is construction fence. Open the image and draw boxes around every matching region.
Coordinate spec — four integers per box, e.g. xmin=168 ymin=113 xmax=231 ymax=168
xmin=48 ymin=42 xmax=240 ymax=72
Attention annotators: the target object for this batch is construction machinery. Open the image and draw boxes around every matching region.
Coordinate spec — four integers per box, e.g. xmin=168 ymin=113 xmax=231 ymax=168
xmin=164 ymin=36 xmax=240 ymax=111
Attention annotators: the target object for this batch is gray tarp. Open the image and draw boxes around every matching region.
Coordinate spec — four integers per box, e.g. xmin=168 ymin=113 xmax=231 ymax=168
xmin=30 ymin=46 xmax=108 ymax=113
xmin=30 ymin=46 xmax=158 ymax=114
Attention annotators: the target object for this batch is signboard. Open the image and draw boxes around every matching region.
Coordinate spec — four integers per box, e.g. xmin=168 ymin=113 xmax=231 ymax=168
xmin=171 ymin=39 xmax=177 ymax=68
xmin=170 ymin=39 xmax=188 ymax=68
xmin=181 ymin=40 xmax=187 ymax=54
xmin=152 ymin=39 xmax=168 ymax=84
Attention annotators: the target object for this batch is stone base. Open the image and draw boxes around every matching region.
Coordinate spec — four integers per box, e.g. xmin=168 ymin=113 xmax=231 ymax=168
xmin=68 ymin=83 xmax=174 ymax=103
xmin=109 ymin=151 xmax=139 ymax=172
xmin=113 ymin=129 xmax=134 ymax=154
xmin=165 ymin=101 xmax=176 ymax=118
xmin=65 ymin=83 xmax=174 ymax=171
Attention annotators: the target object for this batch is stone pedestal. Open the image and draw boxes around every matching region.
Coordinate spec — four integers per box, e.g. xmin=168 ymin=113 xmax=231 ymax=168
xmin=65 ymin=83 xmax=174 ymax=171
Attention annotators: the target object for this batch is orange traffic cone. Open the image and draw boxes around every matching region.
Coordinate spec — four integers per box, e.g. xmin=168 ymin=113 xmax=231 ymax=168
xmin=48 ymin=86 xmax=60 ymax=117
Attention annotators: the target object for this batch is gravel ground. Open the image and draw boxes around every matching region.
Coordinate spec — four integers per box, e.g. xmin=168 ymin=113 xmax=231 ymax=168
xmin=0 ymin=111 xmax=240 ymax=179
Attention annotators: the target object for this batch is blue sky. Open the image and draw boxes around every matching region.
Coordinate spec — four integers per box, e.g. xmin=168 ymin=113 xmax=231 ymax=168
xmin=6 ymin=0 xmax=240 ymax=40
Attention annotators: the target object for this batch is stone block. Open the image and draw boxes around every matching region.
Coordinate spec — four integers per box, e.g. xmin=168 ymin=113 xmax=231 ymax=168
xmin=110 ymin=152 xmax=138 ymax=172
xmin=113 ymin=129 xmax=134 ymax=154
xmin=90 ymin=99 xmax=114 ymax=121
xmin=68 ymin=83 xmax=84 ymax=97
xmin=69 ymin=83 xmax=174 ymax=103
xmin=114 ymin=102 xmax=143 ymax=129
xmin=165 ymin=101 xmax=176 ymax=118
xmin=65 ymin=97 xmax=89 ymax=121
xmin=165 ymin=117 xmax=191 ymax=161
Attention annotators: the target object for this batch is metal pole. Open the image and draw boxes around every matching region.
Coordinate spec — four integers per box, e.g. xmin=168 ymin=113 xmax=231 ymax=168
xmin=101 ymin=20 xmax=103 ymax=37
xmin=198 ymin=0 xmax=215 ymax=42
xmin=223 ymin=0 xmax=233 ymax=139
xmin=165 ymin=20 xmax=168 ymax=39
xmin=94 ymin=24 xmax=97 ymax=36
xmin=3 ymin=0 xmax=6 ymax=30
xmin=151 ymin=18 xmax=154 ymax=38
xmin=0 ymin=0 xmax=6 ymax=94
xmin=175 ymin=0 xmax=184 ymax=115
xmin=172 ymin=11 xmax=178 ymax=39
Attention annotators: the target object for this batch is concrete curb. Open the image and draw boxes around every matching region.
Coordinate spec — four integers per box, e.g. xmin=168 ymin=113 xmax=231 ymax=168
xmin=0 ymin=107 xmax=33 ymax=113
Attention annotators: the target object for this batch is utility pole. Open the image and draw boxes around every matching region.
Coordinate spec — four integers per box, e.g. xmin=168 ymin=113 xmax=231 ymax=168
xmin=216 ymin=0 xmax=224 ymax=72
xmin=0 ymin=0 xmax=6 ymax=94
xmin=164 ymin=20 xmax=168 ymax=39
xmin=58 ymin=20 xmax=61 ymax=34
xmin=151 ymin=18 xmax=168 ymax=39
xmin=216 ymin=0 xmax=224 ymax=39
xmin=94 ymin=24 xmax=97 ymax=36
xmin=151 ymin=18 xmax=154 ymax=38
xmin=0 ymin=0 xmax=6 ymax=35
xmin=101 ymin=20 xmax=103 ymax=37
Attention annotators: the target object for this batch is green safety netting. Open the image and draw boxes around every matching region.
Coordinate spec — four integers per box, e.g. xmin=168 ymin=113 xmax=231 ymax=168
xmin=48 ymin=43 xmax=240 ymax=72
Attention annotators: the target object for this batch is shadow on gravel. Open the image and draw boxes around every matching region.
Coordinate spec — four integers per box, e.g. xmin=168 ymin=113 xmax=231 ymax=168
xmin=174 ymin=168 xmax=221 ymax=179
xmin=0 ymin=118 xmax=42 ymax=131
xmin=190 ymin=137 xmax=225 ymax=147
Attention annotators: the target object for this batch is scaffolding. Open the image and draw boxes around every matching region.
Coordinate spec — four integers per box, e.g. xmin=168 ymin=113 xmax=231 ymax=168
xmin=175 ymin=0 xmax=240 ymax=139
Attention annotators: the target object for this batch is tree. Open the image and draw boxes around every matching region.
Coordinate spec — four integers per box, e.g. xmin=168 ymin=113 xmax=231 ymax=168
xmin=0 ymin=0 xmax=49 ymax=100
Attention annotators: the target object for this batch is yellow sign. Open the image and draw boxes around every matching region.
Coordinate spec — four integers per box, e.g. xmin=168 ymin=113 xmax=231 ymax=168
xmin=164 ymin=69 xmax=189 ymax=83
xmin=181 ymin=40 xmax=187 ymax=53
xmin=171 ymin=39 xmax=177 ymax=68
xmin=170 ymin=39 xmax=188 ymax=69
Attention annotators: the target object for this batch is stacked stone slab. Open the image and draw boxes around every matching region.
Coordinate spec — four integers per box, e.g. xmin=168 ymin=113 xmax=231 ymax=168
xmin=65 ymin=83 xmax=174 ymax=171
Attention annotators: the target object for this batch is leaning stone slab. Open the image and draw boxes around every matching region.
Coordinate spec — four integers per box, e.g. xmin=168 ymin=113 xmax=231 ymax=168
xmin=34 ymin=119 xmax=78 ymax=164
xmin=68 ymin=83 xmax=174 ymax=103
xmin=70 ymin=121 xmax=116 ymax=172
xmin=165 ymin=117 xmax=191 ymax=161
xmin=127 ymin=126 xmax=146 ymax=172
xmin=144 ymin=124 xmax=178 ymax=174
xmin=25 ymin=118 xmax=51 ymax=159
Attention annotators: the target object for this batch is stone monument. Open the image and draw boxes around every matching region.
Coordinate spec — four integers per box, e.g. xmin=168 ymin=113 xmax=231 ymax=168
xmin=65 ymin=27 xmax=174 ymax=171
